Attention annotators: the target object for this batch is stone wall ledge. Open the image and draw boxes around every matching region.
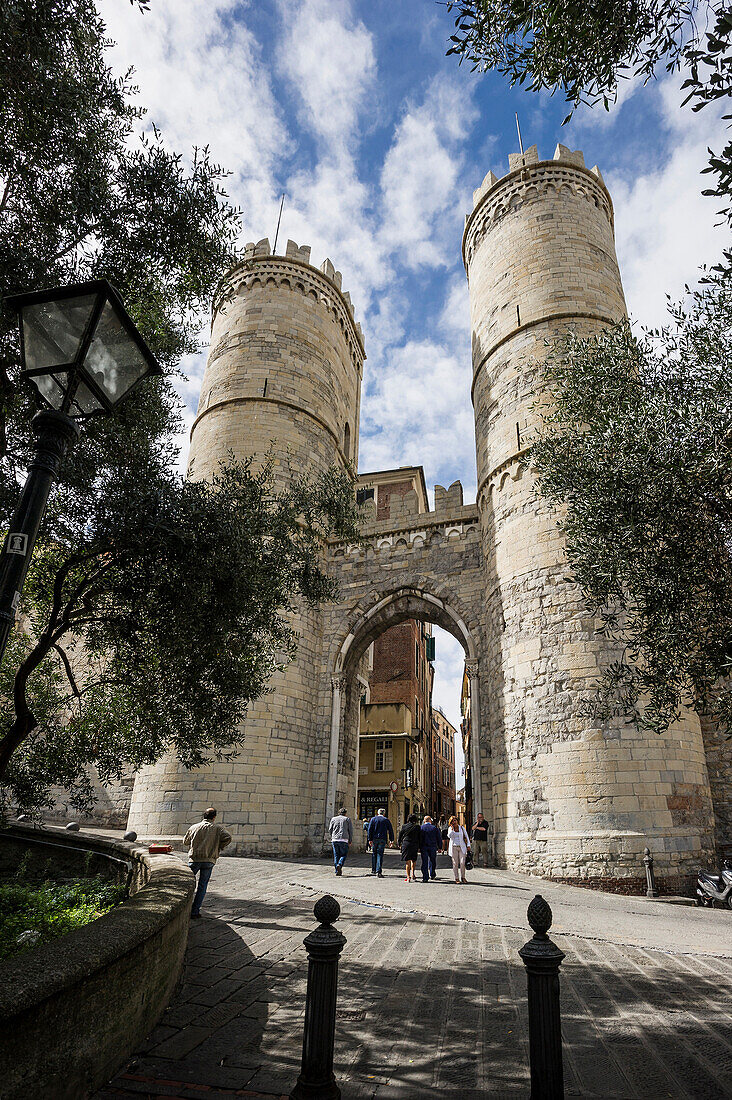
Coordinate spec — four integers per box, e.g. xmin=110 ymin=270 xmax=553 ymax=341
xmin=0 ymin=824 xmax=194 ymax=1100
xmin=330 ymin=506 xmax=480 ymax=545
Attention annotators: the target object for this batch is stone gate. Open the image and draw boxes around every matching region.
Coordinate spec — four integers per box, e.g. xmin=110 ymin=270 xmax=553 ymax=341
xmin=127 ymin=143 xmax=727 ymax=889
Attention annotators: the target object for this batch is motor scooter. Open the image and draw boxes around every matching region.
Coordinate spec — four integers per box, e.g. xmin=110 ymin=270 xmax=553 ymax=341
xmin=696 ymin=859 xmax=732 ymax=908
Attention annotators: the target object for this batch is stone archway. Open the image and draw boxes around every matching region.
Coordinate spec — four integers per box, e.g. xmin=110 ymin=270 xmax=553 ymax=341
xmin=323 ymin=584 xmax=486 ymax=837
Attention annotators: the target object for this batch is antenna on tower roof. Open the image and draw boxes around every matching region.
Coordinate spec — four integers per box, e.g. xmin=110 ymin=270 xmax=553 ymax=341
xmin=515 ymin=113 xmax=524 ymax=155
xmin=272 ymin=193 xmax=285 ymax=254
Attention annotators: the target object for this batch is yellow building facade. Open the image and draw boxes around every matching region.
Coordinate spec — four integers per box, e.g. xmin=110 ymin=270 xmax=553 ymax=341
xmin=358 ymin=702 xmax=429 ymax=836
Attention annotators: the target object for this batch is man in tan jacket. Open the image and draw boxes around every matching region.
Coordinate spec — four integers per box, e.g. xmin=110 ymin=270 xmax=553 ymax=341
xmin=184 ymin=807 xmax=232 ymax=918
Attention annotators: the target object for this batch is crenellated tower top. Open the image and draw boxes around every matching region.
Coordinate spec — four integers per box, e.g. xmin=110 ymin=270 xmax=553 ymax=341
xmin=213 ymin=237 xmax=365 ymax=369
xmin=463 ymin=144 xmax=614 ymax=271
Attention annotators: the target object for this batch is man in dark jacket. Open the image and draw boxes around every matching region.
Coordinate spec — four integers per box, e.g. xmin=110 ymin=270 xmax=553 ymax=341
xmin=367 ymin=808 xmax=394 ymax=877
xmin=419 ymin=815 xmax=442 ymax=882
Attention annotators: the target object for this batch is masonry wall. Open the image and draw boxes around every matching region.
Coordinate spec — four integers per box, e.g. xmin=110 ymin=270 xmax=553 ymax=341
xmin=465 ymin=145 xmax=716 ymax=885
xmin=0 ymin=827 xmax=193 ymax=1100
xmin=128 ymin=241 xmax=364 ymax=855
xmin=700 ymin=707 xmax=732 ymax=856
xmin=323 ymin=485 xmax=489 ymax=841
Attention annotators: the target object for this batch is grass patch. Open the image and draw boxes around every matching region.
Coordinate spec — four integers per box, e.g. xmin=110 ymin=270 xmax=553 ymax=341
xmin=0 ymin=876 xmax=126 ymax=961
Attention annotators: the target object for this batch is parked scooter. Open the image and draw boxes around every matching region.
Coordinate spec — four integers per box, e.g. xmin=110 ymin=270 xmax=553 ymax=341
xmin=696 ymin=859 xmax=732 ymax=908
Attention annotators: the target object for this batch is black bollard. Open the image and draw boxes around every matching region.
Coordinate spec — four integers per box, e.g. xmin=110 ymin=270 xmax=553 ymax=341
xmin=643 ymin=847 xmax=659 ymax=898
xmin=290 ymin=894 xmax=347 ymax=1100
xmin=518 ymin=895 xmax=566 ymax=1100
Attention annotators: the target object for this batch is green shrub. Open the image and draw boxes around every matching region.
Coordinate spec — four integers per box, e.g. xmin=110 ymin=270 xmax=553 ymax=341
xmin=0 ymin=876 xmax=125 ymax=961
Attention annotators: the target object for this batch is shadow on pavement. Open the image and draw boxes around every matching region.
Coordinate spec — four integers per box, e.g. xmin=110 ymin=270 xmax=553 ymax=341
xmin=94 ymin=885 xmax=732 ymax=1100
xmin=95 ymin=911 xmax=272 ymax=1097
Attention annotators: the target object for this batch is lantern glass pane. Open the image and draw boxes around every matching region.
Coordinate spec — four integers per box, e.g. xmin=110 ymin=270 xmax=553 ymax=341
xmin=84 ymin=301 xmax=150 ymax=406
xmin=21 ymin=295 xmax=97 ymax=373
xmin=70 ymin=381 xmax=104 ymax=417
xmin=29 ymin=371 xmax=69 ymax=410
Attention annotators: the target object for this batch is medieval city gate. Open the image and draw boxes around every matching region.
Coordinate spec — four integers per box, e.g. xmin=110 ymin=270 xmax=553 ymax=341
xmin=324 ymin=483 xmax=486 ymax=833
xmin=127 ymin=144 xmax=725 ymax=889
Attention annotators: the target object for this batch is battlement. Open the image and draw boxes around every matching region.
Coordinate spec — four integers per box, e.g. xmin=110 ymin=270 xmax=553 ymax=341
xmin=354 ymin=478 xmax=477 ymax=538
xmin=470 ymin=144 xmax=605 ymax=211
xmin=238 ymin=237 xmax=364 ymax=350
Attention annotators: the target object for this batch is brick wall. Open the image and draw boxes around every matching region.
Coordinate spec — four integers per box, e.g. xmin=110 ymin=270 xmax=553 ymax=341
xmin=370 ymin=621 xmax=431 ymax=730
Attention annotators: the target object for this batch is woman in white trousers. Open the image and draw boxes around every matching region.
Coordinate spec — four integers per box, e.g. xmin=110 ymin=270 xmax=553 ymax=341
xmin=447 ymin=815 xmax=470 ymax=883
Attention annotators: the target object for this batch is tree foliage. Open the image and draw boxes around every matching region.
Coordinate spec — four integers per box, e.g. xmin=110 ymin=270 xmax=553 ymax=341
xmin=0 ymin=0 xmax=360 ymax=814
xmin=529 ymin=282 xmax=732 ymax=737
xmin=445 ymin=0 xmax=732 ymax=267
xmin=1 ymin=458 xmax=359 ymax=815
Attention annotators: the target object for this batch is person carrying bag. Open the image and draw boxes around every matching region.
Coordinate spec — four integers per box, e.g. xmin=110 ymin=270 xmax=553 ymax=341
xmin=446 ymin=816 xmax=471 ymax=883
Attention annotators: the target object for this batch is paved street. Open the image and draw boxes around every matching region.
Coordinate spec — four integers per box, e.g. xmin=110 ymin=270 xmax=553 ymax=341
xmin=97 ymin=849 xmax=732 ymax=1100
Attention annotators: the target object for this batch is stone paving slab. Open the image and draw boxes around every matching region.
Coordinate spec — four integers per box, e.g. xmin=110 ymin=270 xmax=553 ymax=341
xmin=95 ymin=851 xmax=732 ymax=1099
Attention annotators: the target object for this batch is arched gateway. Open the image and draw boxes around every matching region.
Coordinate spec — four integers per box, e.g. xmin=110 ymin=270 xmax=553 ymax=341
xmin=128 ymin=144 xmax=723 ymax=890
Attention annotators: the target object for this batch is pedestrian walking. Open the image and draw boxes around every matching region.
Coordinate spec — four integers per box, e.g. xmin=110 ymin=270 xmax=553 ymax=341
xmin=471 ymin=812 xmax=491 ymax=867
xmin=419 ymin=815 xmax=442 ymax=882
xmin=329 ymin=806 xmax=353 ymax=875
xmin=367 ymin=807 xmax=394 ymax=876
xmin=184 ymin=807 xmax=232 ymax=919
xmin=439 ymin=814 xmax=449 ymax=869
xmin=398 ymin=813 xmax=421 ymax=882
xmin=447 ymin=814 xmax=471 ymax=883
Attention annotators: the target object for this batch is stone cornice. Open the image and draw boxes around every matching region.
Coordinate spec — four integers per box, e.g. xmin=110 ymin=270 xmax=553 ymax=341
xmin=328 ymin=512 xmax=480 ymax=557
xmin=463 ymin=159 xmax=614 ymax=271
xmin=476 ymin=450 xmax=530 ymax=509
xmin=469 ymin=310 xmax=619 ymax=407
xmin=190 ymin=394 xmax=350 ymax=468
xmin=212 ymin=255 xmax=365 ymax=372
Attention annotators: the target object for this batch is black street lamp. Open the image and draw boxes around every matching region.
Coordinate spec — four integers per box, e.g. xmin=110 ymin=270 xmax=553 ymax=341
xmin=0 ymin=280 xmax=160 ymax=662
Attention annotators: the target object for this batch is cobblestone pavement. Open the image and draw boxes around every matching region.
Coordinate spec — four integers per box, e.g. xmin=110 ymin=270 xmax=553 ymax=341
xmin=96 ymin=850 xmax=732 ymax=1100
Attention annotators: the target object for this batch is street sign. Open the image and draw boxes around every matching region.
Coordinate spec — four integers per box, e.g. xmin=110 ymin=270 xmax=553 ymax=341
xmin=7 ymin=534 xmax=27 ymax=556
xmin=389 ymin=780 xmax=398 ymax=792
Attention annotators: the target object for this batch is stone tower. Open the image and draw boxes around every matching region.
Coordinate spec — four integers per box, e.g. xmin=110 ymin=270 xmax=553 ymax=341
xmin=119 ymin=144 xmax=722 ymax=890
xmin=127 ymin=239 xmax=365 ymax=854
xmin=464 ymin=144 xmax=716 ymax=884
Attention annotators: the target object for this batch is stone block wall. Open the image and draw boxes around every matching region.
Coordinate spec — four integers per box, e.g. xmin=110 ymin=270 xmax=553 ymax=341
xmin=323 ymin=488 xmax=489 ymax=840
xmin=465 ymin=144 xmax=716 ymax=885
xmin=128 ymin=243 xmax=364 ymax=855
xmin=187 ymin=240 xmax=363 ymax=485
xmin=0 ymin=826 xmax=193 ymax=1100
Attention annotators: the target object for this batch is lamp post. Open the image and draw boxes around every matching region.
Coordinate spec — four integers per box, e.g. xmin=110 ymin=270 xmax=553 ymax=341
xmin=0 ymin=280 xmax=160 ymax=663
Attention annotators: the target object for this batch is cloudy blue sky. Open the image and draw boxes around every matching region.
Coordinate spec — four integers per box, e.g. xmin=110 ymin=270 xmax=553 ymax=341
xmin=99 ymin=0 xmax=727 ymax=774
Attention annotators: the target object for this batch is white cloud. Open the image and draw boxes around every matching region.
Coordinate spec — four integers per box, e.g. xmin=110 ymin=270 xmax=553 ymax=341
xmin=379 ymin=75 xmax=478 ymax=268
xmin=99 ymin=0 xmax=288 ymax=217
xmin=359 ymin=337 xmax=475 ymax=491
xmin=439 ymin=273 xmax=471 ymax=338
xmin=282 ymin=155 xmax=390 ymax=318
xmin=610 ymin=80 xmax=728 ymax=330
xmin=97 ymin=0 xmax=292 ymax=474
xmin=278 ymin=0 xmax=376 ymax=151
